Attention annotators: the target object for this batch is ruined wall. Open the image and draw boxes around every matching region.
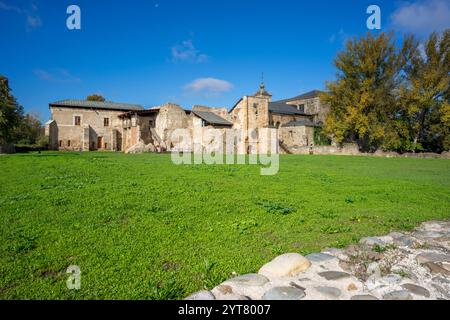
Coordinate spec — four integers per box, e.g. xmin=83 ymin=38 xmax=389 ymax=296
xmin=44 ymin=120 xmax=58 ymax=150
xmin=279 ymin=126 xmax=314 ymax=148
xmin=155 ymin=103 xmax=192 ymax=150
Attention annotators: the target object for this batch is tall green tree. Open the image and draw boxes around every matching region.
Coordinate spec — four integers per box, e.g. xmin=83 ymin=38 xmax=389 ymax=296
xmin=397 ymin=30 xmax=450 ymax=152
xmin=86 ymin=94 xmax=105 ymax=102
xmin=0 ymin=75 xmax=23 ymax=144
xmin=322 ymin=32 xmax=407 ymax=151
xmin=13 ymin=112 xmax=43 ymax=145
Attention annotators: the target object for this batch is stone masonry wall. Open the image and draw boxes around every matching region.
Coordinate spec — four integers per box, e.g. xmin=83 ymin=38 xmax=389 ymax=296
xmin=186 ymin=220 xmax=450 ymax=300
xmin=50 ymin=106 xmax=123 ymax=151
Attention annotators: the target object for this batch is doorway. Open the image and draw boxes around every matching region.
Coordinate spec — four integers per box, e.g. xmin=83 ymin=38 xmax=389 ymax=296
xmin=97 ymin=136 xmax=103 ymax=149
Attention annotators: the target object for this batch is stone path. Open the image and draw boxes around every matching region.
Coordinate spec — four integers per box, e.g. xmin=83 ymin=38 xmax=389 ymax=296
xmin=185 ymin=220 xmax=450 ymax=300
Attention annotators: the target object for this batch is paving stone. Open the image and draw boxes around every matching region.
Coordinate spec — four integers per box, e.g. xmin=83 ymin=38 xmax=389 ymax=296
xmin=388 ymin=232 xmax=406 ymax=239
xmin=262 ymin=287 xmax=305 ymax=300
xmin=259 ymin=253 xmax=311 ymax=277
xmin=367 ymin=262 xmax=381 ymax=277
xmin=416 ymin=252 xmax=450 ymax=264
xmin=433 ymin=276 xmax=450 ymax=284
xmin=401 ymin=283 xmax=430 ymax=298
xmin=344 ymin=245 xmax=360 ymax=257
xmin=383 ymin=290 xmax=413 ymax=300
xmin=414 ymin=230 xmax=445 ymax=239
xmin=185 ymin=290 xmax=216 ymax=300
xmin=351 ymin=294 xmax=379 ymax=300
xmin=393 ymin=235 xmax=415 ymax=247
xmin=431 ymin=283 xmax=450 ymax=299
xmin=339 ymin=260 xmax=352 ymax=272
xmin=314 ymin=286 xmax=341 ymax=299
xmin=227 ymin=274 xmax=269 ymax=286
xmin=305 ymin=252 xmax=337 ymax=263
xmin=289 ymin=282 xmax=306 ymax=291
xmin=423 ymin=262 xmax=450 ymax=276
xmin=318 ymin=271 xmax=351 ymax=280
xmin=360 ymin=237 xmax=386 ymax=247
xmin=322 ymin=248 xmax=349 ymax=261
xmin=380 ymin=274 xmax=403 ymax=284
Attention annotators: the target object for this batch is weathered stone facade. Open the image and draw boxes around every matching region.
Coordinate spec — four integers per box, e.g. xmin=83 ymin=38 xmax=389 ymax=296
xmin=45 ymin=84 xmax=329 ymax=154
xmin=46 ymin=101 xmax=142 ymax=152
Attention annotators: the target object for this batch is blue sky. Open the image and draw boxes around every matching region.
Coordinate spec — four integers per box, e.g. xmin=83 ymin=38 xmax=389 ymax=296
xmin=1 ymin=0 xmax=449 ymax=121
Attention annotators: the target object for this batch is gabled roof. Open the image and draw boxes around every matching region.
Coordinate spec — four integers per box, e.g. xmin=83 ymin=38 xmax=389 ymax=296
xmin=268 ymin=101 xmax=310 ymax=116
xmin=49 ymin=99 xmax=145 ymax=111
xmin=281 ymin=119 xmax=316 ymax=127
xmin=192 ymin=110 xmax=233 ymax=126
xmin=272 ymin=90 xmax=323 ymax=104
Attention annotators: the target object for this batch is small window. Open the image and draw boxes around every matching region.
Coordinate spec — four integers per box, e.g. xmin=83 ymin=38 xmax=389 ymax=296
xmin=74 ymin=116 xmax=81 ymax=126
xmin=104 ymin=143 xmax=108 ymax=149
xmin=59 ymin=140 xmax=63 ymax=147
xmin=67 ymin=140 xmax=71 ymax=147
xmin=149 ymin=119 xmax=155 ymax=128
xmin=104 ymin=118 xmax=109 ymax=127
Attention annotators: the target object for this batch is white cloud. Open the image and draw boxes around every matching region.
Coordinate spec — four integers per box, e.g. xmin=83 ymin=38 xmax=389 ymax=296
xmin=171 ymin=40 xmax=208 ymax=63
xmin=0 ymin=1 xmax=22 ymax=13
xmin=0 ymin=1 xmax=42 ymax=29
xmin=34 ymin=69 xmax=81 ymax=83
xmin=390 ymin=0 xmax=450 ymax=36
xmin=184 ymin=78 xmax=233 ymax=96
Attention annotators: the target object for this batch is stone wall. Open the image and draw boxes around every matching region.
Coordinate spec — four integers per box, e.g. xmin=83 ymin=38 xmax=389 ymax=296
xmin=186 ymin=220 xmax=450 ymax=301
xmin=290 ymin=143 xmax=360 ymax=155
xmin=286 ymin=96 xmax=330 ymax=124
xmin=49 ymin=106 xmax=123 ymax=151
xmin=279 ymin=126 xmax=314 ymax=148
xmin=155 ymin=103 xmax=191 ymax=150
xmin=270 ymin=113 xmax=311 ymax=128
xmin=289 ymin=143 xmax=450 ymax=159
xmin=44 ymin=120 xmax=58 ymax=150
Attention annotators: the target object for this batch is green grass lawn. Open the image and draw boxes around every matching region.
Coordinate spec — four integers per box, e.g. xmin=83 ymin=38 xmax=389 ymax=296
xmin=0 ymin=152 xmax=449 ymax=299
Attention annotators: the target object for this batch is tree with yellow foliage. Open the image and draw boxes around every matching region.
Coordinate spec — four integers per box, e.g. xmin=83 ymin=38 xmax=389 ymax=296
xmin=322 ymin=30 xmax=449 ymax=153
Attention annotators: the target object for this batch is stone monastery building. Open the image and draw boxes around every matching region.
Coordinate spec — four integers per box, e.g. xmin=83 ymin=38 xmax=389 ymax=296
xmin=45 ymin=82 xmax=329 ymax=154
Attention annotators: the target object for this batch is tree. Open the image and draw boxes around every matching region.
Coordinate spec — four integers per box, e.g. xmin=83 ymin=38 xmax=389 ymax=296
xmin=13 ymin=112 xmax=43 ymax=145
xmin=322 ymin=32 xmax=406 ymax=151
xmin=0 ymin=75 xmax=23 ymax=144
xmin=397 ymin=30 xmax=450 ymax=152
xmin=86 ymin=94 xmax=105 ymax=102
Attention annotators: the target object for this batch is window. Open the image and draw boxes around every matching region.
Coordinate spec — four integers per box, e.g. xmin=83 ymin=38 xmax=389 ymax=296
xmin=253 ymin=103 xmax=258 ymax=116
xmin=297 ymin=104 xmax=305 ymax=112
xmin=104 ymin=118 xmax=109 ymax=127
xmin=104 ymin=143 xmax=108 ymax=149
xmin=149 ymin=119 xmax=155 ymax=128
xmin=74 ymin=116 xmax=81 ymax=126
xmin=67 ymin=140 xmax=71 ymax=147
xmin=59 ymin=140 xmax=62 ymax=147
